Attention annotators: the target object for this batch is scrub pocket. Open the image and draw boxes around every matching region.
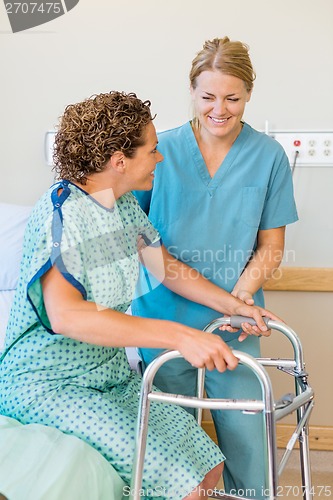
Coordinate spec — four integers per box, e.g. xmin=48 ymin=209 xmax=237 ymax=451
xmin=241 ymin=187 xmax=267 ymax=228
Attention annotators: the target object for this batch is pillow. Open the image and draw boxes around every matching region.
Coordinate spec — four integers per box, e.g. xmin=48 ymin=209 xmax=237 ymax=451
xmin=0 ymin=203 xmax=32 ymax=291
xmin=0 ymin=204 xmax=32 ymax=353
xmin=0 ymin=290 xmax=16 ymax=352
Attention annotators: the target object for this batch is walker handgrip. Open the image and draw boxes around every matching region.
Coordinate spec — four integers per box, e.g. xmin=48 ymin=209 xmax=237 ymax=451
xmin=230 ymin=315 xmax=271 ymax=329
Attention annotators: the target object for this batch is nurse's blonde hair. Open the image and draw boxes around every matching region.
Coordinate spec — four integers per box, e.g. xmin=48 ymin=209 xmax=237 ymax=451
xmin=190 ymin=36 xmax=256 ymax=93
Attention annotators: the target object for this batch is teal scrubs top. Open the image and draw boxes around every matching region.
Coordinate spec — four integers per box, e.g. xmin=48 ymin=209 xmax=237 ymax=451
xmin=132 ymin=121 xmax=298 ymax=331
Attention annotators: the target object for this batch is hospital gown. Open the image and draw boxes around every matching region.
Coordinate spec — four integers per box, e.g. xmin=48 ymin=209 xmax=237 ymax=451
xmin=0 ymin=180 xmax=224 ymax=499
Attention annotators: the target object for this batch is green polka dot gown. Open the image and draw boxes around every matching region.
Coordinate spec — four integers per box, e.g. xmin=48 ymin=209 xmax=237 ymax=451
xmin=0 ymin=181 xmax=224 ymax=498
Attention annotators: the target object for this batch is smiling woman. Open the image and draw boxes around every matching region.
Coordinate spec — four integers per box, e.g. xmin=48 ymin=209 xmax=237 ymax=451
xmin=132 ymin=36 xmax=298 ymax=499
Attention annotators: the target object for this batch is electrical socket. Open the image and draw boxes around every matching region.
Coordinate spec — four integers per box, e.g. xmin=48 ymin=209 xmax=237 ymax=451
xmin=44 ymin=130 xmax=56 ymax=166
xmin=271 ymin=131 xmax=333 ymax=167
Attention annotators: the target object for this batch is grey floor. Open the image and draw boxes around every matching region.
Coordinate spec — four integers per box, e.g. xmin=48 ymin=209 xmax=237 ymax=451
xmin=215 ymin=450 xmax=333 ymax=499
xmin=277 ymin=450 xmax=332 ymax=498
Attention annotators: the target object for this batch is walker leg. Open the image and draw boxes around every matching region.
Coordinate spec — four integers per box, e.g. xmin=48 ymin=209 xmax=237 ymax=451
xmin=299 ymin=422 xmax=314 ymax=499
xmin=263 ymin=410 xmax=278 ymax=500
xmin=296 ymin=378 xmax=314 ymax=500
xmin=130 ymin=384 xmax=152 ymax=499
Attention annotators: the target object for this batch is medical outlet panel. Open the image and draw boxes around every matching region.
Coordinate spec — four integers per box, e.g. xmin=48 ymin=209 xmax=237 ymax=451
xmin=271 ymin=131 xmax=333 ymax=167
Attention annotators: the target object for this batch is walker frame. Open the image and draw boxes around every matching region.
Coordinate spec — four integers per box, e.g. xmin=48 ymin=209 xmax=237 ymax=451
xmin=130 ymin=317 xmax=314 ymax=500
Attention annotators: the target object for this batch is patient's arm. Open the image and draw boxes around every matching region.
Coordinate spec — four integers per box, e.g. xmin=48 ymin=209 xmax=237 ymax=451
xmin=41 ymin=266 xmax=239 ymax=373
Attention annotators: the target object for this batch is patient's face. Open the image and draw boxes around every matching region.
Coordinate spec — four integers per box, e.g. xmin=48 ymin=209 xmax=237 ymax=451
xmin=124 ymin=122 xmax=164 ymax=191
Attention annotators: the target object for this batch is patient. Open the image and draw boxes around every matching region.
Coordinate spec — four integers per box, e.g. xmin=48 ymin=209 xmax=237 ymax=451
xmin=0 ymin=91 xmax=277 ymax=499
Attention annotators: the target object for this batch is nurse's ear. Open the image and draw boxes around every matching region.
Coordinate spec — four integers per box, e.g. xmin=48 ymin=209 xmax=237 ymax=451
xmin=189 ymin=84 xmax=195 ymax=100
xmin=109 ymin=151 xmax=126 ymax=174
xmin=246 ymin=88 xmax=253 ymax=103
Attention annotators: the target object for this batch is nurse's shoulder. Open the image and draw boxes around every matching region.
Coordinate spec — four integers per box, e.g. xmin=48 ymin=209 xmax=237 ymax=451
xmin=247 ymin=123 xmax=288 ymax=161
xmin=157 ymin=122 xmax=190 ymax=150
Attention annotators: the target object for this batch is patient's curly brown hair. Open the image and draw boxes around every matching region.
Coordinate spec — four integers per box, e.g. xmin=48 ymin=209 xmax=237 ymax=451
xmin=53 ymin=91 xmax=154 ymax=184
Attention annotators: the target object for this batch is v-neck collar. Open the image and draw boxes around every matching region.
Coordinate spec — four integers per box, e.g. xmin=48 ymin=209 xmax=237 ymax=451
xmin=185 ymin=121 xmax=251 ymax=196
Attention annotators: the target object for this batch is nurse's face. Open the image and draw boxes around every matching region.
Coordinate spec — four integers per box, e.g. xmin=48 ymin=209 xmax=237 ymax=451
xmin=125 ymin=121 xmax=164 ymax=191
xmin=191 ymin=70 xmax=251 ymax=142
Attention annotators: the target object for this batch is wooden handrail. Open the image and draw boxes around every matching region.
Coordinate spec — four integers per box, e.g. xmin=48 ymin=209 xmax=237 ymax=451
xmin=263 ymin=267 xmax=333 ymax=292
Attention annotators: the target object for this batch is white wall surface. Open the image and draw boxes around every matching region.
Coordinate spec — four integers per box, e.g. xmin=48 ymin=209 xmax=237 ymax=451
xmin=1 ymin=0 xmax=332 ymax=205
xmin=1 ymin=0 xmax=332 ymax=425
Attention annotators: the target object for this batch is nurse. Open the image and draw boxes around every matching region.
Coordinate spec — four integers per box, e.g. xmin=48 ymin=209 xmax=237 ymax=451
xmin=133 ymin=37 xmax=298 ymax=498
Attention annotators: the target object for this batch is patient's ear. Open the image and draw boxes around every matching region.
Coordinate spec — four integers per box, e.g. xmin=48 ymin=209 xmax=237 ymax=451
xmin=109 ymin=151 xmax=126 ymax=173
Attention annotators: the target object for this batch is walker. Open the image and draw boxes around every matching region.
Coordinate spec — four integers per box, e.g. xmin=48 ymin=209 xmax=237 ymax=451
xmin=130 ymin=316 xmax=314 ymax=499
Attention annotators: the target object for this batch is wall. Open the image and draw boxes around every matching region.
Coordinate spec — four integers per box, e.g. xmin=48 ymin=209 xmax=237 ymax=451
xmin=1 ymin=0 xmax=332 ymax=427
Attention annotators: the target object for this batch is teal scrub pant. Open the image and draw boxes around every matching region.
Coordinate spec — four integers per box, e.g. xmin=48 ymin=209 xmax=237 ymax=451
xmin=139 ymin=334 xmax=266 ymax=500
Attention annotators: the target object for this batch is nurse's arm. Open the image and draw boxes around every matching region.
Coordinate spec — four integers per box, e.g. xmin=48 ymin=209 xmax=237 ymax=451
xmin=139 ymin=243 xmax=280 ymax=333
xmin=231 ymin=226 xmax=285 ymax=304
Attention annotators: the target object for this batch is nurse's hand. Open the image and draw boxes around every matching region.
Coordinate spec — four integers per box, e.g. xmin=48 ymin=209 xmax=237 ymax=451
xmin=232 ymin=289 xmax=254 ymax=305
xmin=220 ymin=291 xmax=282 ymax=342
xmin=219 ymin=289 xmax=256 ymax=334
